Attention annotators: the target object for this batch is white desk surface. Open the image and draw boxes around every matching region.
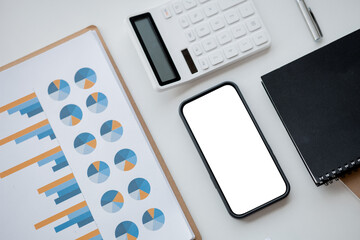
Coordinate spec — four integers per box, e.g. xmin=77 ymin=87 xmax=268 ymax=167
xmin=1 ymin=0 xmax=360 ymax=239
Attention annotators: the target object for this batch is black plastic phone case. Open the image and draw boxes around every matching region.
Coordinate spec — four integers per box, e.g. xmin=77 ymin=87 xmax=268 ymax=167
xmin=179 ymin=81 xmax=290 ymax=218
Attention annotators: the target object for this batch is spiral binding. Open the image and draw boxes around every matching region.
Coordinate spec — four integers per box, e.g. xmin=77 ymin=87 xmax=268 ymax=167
xmin=319 ymin=158 xmax=360 ymax=186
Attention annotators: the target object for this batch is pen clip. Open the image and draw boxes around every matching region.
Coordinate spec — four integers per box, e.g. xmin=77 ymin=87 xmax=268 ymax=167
xmin=308 ymin=7 xmax=323 ymax=39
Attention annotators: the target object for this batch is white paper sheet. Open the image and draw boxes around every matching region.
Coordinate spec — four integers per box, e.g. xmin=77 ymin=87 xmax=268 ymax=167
xmin=0 ymin=30 xmax=194 ymax=240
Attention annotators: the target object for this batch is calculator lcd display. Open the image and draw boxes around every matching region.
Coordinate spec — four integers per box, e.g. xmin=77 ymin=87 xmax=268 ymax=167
xmin=130 ymin=13 xmax=180 ymax=86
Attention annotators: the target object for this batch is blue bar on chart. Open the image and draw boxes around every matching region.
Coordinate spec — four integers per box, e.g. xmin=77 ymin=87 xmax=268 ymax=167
xmin=76 ymin=229 xmax=103 ymax=240
xmin=52 ymin=155 xmax=69 ymax=172
xmin=35 ymin=201 xmax=96 ymax=233
xmin=89 ymin=234 xmax=103 ymax=240
xmin=37 ymin=149 xmax=69 ymax=172
xmin=55 ymin=182 xmax=81 ymax=205
xmin=0 ymin=92 xmax=43 ymax=118
xmin=38 ymin=173 xmax=82 ymax=205
xmin=15 ymin=122 xmax=56 ymax=144
xmin=53 ymin=204 xmax=95 ymax=233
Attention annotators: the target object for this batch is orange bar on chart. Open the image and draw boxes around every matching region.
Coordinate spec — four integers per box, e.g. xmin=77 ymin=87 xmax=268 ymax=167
xmin=34 ymin=201 xmax=87 ymax=230
xmin=76 ymin=229 xmax=101 ymax=240
xmin=0 ymin=146 xmax=62 ymax=178
xmin=37 ymin=173 xmax=74 ymax=194
xmin=0 ymin=119 xmax=49 ymax=146
xmin=0 ymin=93 xmax=36 ymax=113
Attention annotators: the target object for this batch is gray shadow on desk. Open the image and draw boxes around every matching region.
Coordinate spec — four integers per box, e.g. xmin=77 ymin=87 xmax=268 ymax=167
xmin=318 ymin=178 xmax=356 ymax=198
xmin=239 ymin=195 xmax=291 ymax=223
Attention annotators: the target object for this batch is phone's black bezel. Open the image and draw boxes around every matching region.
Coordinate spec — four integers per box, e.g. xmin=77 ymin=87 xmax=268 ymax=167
xmin=179 ymin=81 xmax=290 ymax=218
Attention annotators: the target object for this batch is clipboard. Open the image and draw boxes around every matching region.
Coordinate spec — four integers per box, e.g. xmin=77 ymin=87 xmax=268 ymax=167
xmin=0 ymin=25 xmax=201 ymax=240
xmin=341 ymin=173 xmax=360 ymax=199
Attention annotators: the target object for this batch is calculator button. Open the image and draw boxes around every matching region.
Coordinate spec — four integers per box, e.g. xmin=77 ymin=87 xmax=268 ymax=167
xmin=199 ymin=58 xmax=209 ymax=70
xmin=193 ymin=44 xmax=203 ymax=56
xmin=239 ymin=2 xmax=255 ymax=18
xmin=223 ymin=44 xmax=239 ymax=59
xmin=179 ymin=16 xmax=190 ymax=28
xmin=173 ymin=2 xmax=183 ymax=14
xmin=238 ymin=37 xmax=253 ymax=52
xmin=183 ymin=0 xmax=197 ymax=10
xmin=210 ymin=17 xmax=225 ymax=31
xmin=161 ymin=7 xmax=172 ymax=19
xmin=246 ymin=17 xmax=261 ymax=32
xmin=185 ymin=30 xmax=196 ymax=42
xmin=216 ymin=31 xmax=232 ymax=45
xmin=253 ymin=31 xmax=268 ymax=46
xmin=224 ymin=9 xmax=239 ymax=25
xmin=189 ymin=10 xmax=204 ymax=24
xmin=218 ymin=0 xmax=246 ymax=11
xmin=204 ymin=3 xmax=219 ymax=17
xmin=231 ymin=24 xmax=246 ymax=38
xmin=196 ymin=23 xmax=211 ymax=38
xmin=209 ymin=51 xmax=224 ymax=65
xmin=202 ymin=38 xmax=217 ymax=52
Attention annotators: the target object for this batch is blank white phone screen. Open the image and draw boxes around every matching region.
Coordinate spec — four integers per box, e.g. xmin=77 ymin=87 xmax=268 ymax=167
xmin=182 ymin=84 xmax=287 ymax=215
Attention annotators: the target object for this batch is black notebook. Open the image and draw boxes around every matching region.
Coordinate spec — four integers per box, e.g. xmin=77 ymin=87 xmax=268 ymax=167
xmin=262 ymin=29 xmax=360 ymax=186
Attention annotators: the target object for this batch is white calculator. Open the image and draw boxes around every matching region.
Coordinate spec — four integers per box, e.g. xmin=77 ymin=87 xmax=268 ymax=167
xmin=127 ymin=0 xmax=271 ymax=91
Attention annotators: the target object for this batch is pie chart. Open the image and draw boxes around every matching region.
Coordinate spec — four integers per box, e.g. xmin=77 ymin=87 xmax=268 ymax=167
xmin=142 ymin=208 xmax=165 ymax=231
xmin=100 ymin=120 xmax=123 ymax=142
xmin=74 ymin=133 xmax=97 ymax=154
xmin=87 ymin=161 xmax=110 ymax=184
xmin=74 ymin=67 xmax=96 ymax=89
xmin=59 ymin=104 xmax=83 ymax=126
xmin=48 ymin=79 xmax=70 ymax=101
xmin=115 ymin=221 xmax=139 ymax=240
xmin=114 ymin=149 xmax=137 ymax=171
xmin=128 ymin=178 xmax=150 ymax=200
xmin=101 ymin=190 xmax=124 ymax=213
xmin=86 ymin=92 xmax=108 ymax=113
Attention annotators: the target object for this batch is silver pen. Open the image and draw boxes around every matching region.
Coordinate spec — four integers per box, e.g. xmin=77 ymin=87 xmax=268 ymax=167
xmin=296 ymin=0 xmax=323 ymax=41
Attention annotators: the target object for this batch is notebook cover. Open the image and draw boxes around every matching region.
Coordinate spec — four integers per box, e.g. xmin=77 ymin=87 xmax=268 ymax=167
xmin=261 ymin=29 xmax=360 ymax=186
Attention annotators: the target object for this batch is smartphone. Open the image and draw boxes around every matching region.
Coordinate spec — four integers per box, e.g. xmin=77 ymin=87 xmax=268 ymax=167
xmin=180 ymin=82 xmax=290 ymax=218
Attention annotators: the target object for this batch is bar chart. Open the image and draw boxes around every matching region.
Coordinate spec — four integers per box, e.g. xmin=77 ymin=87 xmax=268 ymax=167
xmin=0 ymin=91 xmax=103 ymax=239
xmin=0 ymin=119 xmax=55 ymax=146
xmin=37 ymin=173 xmax=82 ymax=205
xmin=0 ymin=92 xmax=43 ymax=118
xmin=0 ymin=146 xmax=67 ymax=179
xmin=34 ymin=201 xmax=95 ymax=233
